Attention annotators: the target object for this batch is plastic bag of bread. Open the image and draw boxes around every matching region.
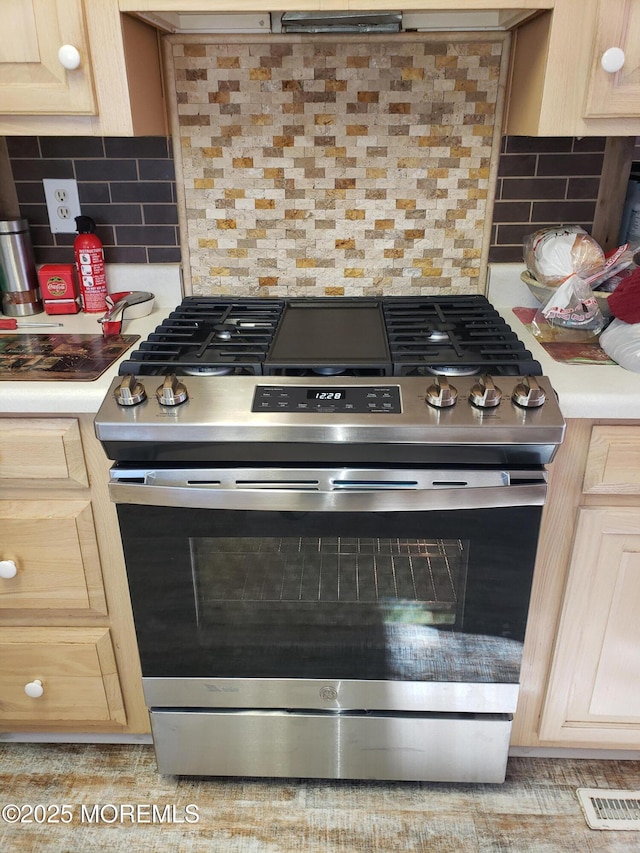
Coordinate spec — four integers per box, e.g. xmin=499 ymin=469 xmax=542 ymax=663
xmin=524 ymin=226 xmax=605 ymax=287
xmin=530 ymin=271 xmax=606 ymax=341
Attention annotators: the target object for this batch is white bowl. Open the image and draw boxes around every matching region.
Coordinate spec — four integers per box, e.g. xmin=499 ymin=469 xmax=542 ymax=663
xmin=106 ymin=291 xmax=155 ymax=319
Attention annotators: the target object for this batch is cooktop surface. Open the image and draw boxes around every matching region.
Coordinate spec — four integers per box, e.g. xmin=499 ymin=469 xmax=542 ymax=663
xmin=117 ymin=295 xmax=541 ymax=378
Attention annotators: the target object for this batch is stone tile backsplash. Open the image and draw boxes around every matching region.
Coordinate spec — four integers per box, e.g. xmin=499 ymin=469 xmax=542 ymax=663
xmin=169 ymin=35 xmax=505 ymax=297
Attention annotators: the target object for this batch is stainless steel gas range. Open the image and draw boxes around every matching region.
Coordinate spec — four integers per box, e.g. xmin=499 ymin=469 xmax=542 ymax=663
xmin=95 ymin=295 xmax=565 ymax=783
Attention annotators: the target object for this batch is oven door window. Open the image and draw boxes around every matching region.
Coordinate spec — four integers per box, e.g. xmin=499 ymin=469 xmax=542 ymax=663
xmin=119 ymin=506 xmax=541 ymax=683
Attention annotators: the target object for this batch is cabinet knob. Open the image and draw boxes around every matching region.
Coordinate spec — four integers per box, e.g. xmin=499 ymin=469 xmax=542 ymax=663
xmin=601 ymin=47 xmax=625 ymax=74
xmin=58 ymin=44 xmax=81 ymax=71
xmin=24 ymin=680 xmax=44 ymax=699
xmin=0 ymin=560 xmax=17 ymax=578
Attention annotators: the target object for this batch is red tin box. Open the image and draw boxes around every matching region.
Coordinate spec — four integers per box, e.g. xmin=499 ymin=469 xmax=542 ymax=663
xmin=38 ymin=264 xmax=80 ymax=314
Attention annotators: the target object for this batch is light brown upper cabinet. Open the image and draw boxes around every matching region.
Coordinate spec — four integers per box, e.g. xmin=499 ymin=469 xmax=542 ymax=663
xmin=584 ymin=0 xmax=640 ymax=119
xmin=0 ymin=0 xmax=166 ymax=135
xmin=507 ymin=0 xmax=640 ymax=135
xmin=0 ymin=0 xmax=96 ymax=115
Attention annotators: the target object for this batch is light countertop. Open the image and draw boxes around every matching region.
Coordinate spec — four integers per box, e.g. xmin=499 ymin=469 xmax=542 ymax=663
xmin=0 ymin=265 xmax=183 ymax=414
xmin=2 ymin=264 xmax=640 ymax=420
xmin=487 ymin=264 xmax=640 ymax=420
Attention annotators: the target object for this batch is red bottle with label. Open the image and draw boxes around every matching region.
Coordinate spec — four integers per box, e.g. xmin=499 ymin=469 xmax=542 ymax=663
xmin=74 ymin=215 xmax=108 ymax=313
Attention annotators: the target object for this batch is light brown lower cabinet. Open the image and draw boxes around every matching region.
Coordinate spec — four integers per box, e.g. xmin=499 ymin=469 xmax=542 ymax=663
xmin=539 ymin=506 xmax=640 ymax=745
xmin=513 ymin=420 xmax=640 ymax=750
xmin=0 ymin=627 xmax=125 ymax=725
xmin=0 ymin=500 xmax=107 ymax=613
xmin=0 ymin=415 xmax=149 ymax=734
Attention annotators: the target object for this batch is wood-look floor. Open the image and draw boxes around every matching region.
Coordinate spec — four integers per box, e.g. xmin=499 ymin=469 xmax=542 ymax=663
xmin=0 ymin=744 xmax=639 ymax=852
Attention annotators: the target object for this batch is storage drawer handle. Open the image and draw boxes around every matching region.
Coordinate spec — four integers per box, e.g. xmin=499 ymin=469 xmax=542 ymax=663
xmin=0 ymin=560 xmax=17 ymax=579
xmin=24 ymin=680 xmax=44 ymax=699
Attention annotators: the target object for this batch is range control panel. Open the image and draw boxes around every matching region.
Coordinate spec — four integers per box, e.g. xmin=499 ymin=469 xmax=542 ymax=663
xmin=252 ymin=385 xmax=402 ymax=413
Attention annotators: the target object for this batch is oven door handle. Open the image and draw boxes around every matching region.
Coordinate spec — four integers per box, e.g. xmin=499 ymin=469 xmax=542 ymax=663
xmin=108 ymin=468 xmax=547 ymax=512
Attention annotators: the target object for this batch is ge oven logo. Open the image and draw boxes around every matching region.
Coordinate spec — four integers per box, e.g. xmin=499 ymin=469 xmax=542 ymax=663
xmin=204 ymin=684 xmax=239 ymax=693
xmin=319 ymin=686 xmax=338 ymax=701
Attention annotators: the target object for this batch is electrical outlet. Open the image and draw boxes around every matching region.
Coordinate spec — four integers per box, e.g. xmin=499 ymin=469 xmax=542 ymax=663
xmin=43 ymin=178 xmax=82 ymax=234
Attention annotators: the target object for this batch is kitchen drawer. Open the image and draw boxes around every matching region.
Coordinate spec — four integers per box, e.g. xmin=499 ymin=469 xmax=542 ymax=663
xmin=0 ymin=627 xmax=126 ymax=726
xmin=0 ymin=419 xmax=87 ymax=488
xmin=0 ymin=500 xmax=107 ymax=614
xmin=583 ymin=426 xmax=640 ymax=495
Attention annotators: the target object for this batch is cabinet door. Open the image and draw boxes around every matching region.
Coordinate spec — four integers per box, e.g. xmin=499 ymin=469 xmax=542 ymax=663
xmin=0 ymin=627 xmax=126 ymax=726
xmin=0 ymin=0 xmax=95 ymax=115
xmin=584 ymin=0 xmax=640 ymax=118
xmin=539 ymin=507 xmax=640 ymax=746
xmin=0 ymin=500 xmax=107 ymax=614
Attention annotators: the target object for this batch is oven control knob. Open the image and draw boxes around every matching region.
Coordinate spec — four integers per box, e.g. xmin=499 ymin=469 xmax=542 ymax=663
xmin=114 ymin=374 xmax=146 ymax=406
xmin=512 ymin=376 xmax=546 ymax=408
xmin=156 ymin=373 xmax=188 ymax=406
xmin=470 ymin=374 xmax=502 ymax=408
xmin=425 ymin=376 xmax=458 ymax=408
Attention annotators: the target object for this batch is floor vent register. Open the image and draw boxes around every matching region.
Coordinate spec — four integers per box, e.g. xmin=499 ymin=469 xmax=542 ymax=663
xmin=577 ymin=789 xmax=640 ymax=830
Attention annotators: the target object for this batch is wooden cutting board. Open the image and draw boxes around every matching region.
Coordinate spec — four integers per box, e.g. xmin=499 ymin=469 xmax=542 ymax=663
xmin=0 ymin=334 xmax=139 ymax=381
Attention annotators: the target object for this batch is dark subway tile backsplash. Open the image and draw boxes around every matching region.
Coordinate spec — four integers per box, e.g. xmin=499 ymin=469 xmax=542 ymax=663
xmin=490 ymin=135 xmax=607 ymax=263
xmin=7 ymin=133 xmax=609 ymax=269
xmin=7 ymin=136 xmax=180 ymax=265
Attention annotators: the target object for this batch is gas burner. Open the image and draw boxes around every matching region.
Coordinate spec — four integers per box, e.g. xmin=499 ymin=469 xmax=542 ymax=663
xmin=178 ymin=350 xmax=240 ymax=376
xmin=268 ymin=367 xmax=388 ymax=378
xmin=313 ymin=367 xmax=346 ymax=376
xmin=419 ymin=365 xmax=481 ymax=377
xmin=182 ymin=364 xmax=236 ymax=376
xmin=213 ymin=323 xmax=236 ymax=341
xmin=424 ymin=323 xmax=455 ymax=342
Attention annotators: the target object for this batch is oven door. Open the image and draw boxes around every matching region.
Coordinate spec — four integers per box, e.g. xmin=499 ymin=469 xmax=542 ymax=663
xmin=110 ymin=466 xmax=545 ymax=713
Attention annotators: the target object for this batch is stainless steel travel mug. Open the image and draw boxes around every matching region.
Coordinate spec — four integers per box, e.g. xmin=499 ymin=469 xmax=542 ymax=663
xmin=0 ymin=218 xmax=43 ymax=316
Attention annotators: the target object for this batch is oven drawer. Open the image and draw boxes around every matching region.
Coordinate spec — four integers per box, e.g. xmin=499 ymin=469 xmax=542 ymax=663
xmin=149 ymin=709 xmax=512 ymax=782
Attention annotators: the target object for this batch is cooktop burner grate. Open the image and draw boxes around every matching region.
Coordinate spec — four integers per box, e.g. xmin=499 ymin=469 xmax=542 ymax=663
xmin=117 ymin=294 xmax=542 ymax=378
xmin=118 ymin=297 xmax=285 ymax=376
xmin=383 ymin=296 xmax=542 ymax=376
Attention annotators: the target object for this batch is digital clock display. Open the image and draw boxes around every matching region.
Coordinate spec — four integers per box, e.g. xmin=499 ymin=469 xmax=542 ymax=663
xmin=307 ymin=389 xmax=346 ymax=401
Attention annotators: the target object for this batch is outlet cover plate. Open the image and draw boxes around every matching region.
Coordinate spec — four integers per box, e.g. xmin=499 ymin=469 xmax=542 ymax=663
xmin=43 ymin=178 xmax=81 ymax=234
